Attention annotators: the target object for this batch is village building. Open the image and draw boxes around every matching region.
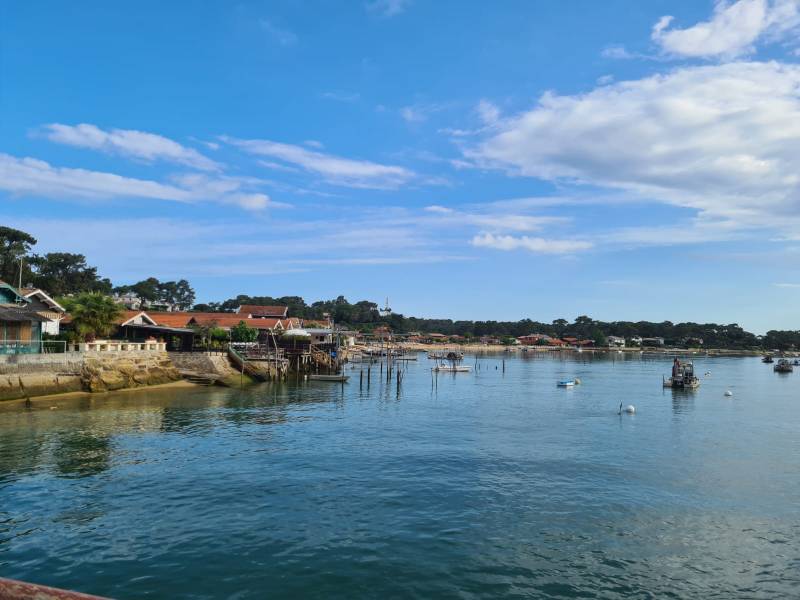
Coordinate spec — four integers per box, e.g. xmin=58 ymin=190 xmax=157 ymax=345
xmin=20 ymin=288 xmax=66 ymax=335
xmin=517 ymin=334 xmax=550 ymax=345
xmin=641 ymin=337 xmax=665 ymax=347
xmin=607 ymin=335 xmax=626 ymax=348
xmin=236 ymin=305 xmax=289 ymax=319
xmin=0 ymin=281 xmax=51 ymax=354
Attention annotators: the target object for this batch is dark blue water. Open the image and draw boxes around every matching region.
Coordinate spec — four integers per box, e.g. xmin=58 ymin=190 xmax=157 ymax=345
xmin=1 ymin=353 xmax=799 ymax=599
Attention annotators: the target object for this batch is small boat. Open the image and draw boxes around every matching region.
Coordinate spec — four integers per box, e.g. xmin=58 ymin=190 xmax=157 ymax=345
xmin=432 ymin=365 xmax=471 ymax=373
xmin=774 ymin=359 xmax=793 ymax=373
xmin=557 ymin=380 xmax=576 ymax=387
xmin=793 ymin=359 xmax=800 ymax=366
xmin=309 ymin=374 xmax=350 ymax=382
xmin=762 ymin=355 xmax=774 ymax=363
xmin=663 ymin=361 xmax=700 ymax=389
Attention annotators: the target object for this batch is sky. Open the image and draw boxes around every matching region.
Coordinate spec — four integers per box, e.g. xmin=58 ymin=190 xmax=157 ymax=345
xmin=2 ymin=0 xmax=800 ymax=333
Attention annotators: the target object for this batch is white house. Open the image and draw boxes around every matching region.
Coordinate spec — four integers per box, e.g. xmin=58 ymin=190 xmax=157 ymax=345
xmin=20 ymin=288 xmax=66 ymax=335
xmin=607 ymin=335 xmax=626 ymax=348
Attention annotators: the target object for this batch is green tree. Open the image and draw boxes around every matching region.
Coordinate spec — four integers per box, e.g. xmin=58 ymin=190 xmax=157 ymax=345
xmin=62 ymin=293 xmax=122 ymax=342
xmin=230 ymin=321 xmax=258 ymax=343
xmin=209 ymin=327 xmax=229 ymax=347
xmin=0 ymin=226 xmax=36 ymax=284
xmin=30 ymin=252 xmax=109 ymax=296
xmin=592 ymin=329 xmax=607 ymax=347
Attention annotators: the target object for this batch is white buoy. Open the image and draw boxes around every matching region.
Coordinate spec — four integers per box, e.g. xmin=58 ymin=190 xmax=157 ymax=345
xmin=624 ymin=405 xmax=636 ymax=414
xmin=724 ymin=390 xmax=733 ymax=397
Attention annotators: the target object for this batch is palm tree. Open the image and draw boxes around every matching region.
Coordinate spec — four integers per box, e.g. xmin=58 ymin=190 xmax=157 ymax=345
xmin=63 ymin=293 xmax=122 ymax=342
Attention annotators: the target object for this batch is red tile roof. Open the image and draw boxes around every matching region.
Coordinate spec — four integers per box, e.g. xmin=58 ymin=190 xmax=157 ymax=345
xmin=188 ymin=315 xmax=285 ymax=330
xmin=146 ymin=311 xmax=196 ymax=327
xmin=237 ymin=305 xmax=288 ymax=318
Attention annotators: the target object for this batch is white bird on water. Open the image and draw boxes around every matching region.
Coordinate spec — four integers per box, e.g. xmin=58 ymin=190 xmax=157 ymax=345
xmin=618 ymin=402 xmax=635 ymax=414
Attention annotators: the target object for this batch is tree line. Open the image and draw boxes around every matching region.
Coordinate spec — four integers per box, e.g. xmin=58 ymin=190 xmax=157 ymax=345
xmin=0 ymin=226 xmax=194 ymax=309
xmin=3 ymin=226 xmax=799 ymax=350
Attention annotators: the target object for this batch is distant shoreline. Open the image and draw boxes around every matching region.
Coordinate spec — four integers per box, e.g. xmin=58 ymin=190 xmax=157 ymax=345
xmin=396 ymin=342 xmax=780 ymax=357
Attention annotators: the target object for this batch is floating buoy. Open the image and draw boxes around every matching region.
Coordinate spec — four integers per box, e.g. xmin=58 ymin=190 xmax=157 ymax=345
xmin=705 ymin=371 xmax=711 ymax=376
xmin=724 ymin=390 xmax=733 ymax=397
xmin=574 ymin=377 xmax=581 ymax=385
xmin=625 ymin=405 xmax=636 ymax=414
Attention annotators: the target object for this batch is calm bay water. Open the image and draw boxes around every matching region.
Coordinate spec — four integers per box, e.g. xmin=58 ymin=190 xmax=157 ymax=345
xmin=1 ymin=353 xmax=799 ymax=599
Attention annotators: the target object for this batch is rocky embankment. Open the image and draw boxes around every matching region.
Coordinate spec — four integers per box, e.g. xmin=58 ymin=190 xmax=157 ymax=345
xmin=0 ymin=351 xmax=181 ymax=401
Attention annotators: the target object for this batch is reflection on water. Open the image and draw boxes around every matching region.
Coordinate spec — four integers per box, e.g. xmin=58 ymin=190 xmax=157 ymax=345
xmin=0 ymin=354 xmax=798 ymax=599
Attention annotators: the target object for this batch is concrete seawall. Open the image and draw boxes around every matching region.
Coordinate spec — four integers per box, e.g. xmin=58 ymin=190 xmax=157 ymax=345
xmin=0 ymin=351 xmax=181 ymax=401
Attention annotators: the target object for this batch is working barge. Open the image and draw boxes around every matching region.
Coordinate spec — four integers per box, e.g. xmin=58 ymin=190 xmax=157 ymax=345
xmin=663 ymin=359 xmax=700 ymax=389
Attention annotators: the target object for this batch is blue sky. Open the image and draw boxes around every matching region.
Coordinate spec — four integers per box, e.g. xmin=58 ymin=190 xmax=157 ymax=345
xmin=2 ymin=0 xmax=800 ymax=332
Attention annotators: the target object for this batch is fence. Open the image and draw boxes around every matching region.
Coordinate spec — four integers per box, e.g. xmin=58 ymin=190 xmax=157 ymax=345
xmin=0 ymin=340 xmax=68 ymax=355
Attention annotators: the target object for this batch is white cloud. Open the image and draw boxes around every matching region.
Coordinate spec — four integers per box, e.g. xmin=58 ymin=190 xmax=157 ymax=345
xmin=471 ymin=233 xmax=592 ymax=254
xmin=41 ymin=123 xmax=220 ymax=171
xmin=260 ymin=19 xmax=298 ymax=46
xmin=366 ymin=0 xmax=410 ymax=17
xmin=652 ymin=0 xmax=800 ymax=59
xmin=602 ymin=45 xmax=635 ymax=59
xmin=0 ymin=153 xmax=193 ymax=202
xmin=223 ymin=136 xmax=416 ymax=189
xmin=469 ymin=61 xmax=800 ymax=237
xmin=774 ymin=282 xmax=800 ymax=287
xmin=424 ymin=205 xmax=454 ymax=214
xmin=0 ymin=153 xmax=280 ymax=211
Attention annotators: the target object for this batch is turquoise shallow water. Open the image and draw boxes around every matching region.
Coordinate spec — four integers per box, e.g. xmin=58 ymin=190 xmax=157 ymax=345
xmin=1 ymin=353 xmax=799 ymax=599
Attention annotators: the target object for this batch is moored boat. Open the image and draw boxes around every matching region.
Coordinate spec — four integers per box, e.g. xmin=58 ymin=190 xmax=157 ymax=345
xmin=763 ymin=355 xmax=774 ymax=363
xmin=664 ymin=359 xmax=700 ymax=389
xmin=432 ymin=365 xmax=471 ymax=373
xmin=774 ymin=359 xmax=793 ymax=373
xmin=309 ymin=374 xmax=350 ymax=382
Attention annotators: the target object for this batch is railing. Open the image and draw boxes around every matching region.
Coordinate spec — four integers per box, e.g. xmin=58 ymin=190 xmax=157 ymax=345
xmin=0 ymin=340 xmax=68 ymax=355
xmin=68 ymin=340 xmax=167 ymax=353
xmin=230 ymin=342 xmax=284 ymax=360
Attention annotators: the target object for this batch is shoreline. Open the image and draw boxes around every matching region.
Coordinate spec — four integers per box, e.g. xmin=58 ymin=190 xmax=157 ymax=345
xmin=0 ymin=380 xmax=198 ymax=409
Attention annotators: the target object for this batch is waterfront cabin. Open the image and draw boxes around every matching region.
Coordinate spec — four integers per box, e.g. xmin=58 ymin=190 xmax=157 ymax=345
xmin=115 ymin=311 xmax=196 ymax=351
xmin=20 ymin=288 xmax=66 ymax=335
xmin=0 ymin=281 xmax=50 ymax=354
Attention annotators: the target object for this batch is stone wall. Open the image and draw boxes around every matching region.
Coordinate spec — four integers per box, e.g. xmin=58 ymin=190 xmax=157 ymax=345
xmin=0 ymin=351 xmax=181 ymax=401
xmin=169 ymin=352 xmax=255 ymax=387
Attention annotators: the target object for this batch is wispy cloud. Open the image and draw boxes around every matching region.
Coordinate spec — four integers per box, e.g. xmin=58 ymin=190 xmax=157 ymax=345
xmin=365 ymin=0 xmax=411 ymax=17
xmin=222 ymin=136 xmax=417 ymax=189
xmin=471 ymin=233 xmax=593 ymax=254
xmin=40 ymin=123 xmax=220 ymax=171
xmin=260 ymin=19 xmax=298 ymax=46
xmin=0 ymin=153 xmax=281 ymax=211
xmin=774 ymin=282 xmax=800 ymax=288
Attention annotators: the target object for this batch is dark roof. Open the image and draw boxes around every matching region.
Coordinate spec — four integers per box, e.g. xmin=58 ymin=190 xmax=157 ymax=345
xmin=237 ymin=305 xmax=289 ymax=318
xmin=0 ymin=306 xmax=49 ymax=322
